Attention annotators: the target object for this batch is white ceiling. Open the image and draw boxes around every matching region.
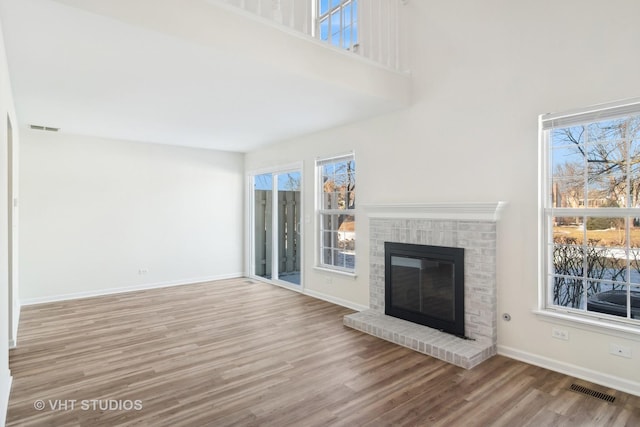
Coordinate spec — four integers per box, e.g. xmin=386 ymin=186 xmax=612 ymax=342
xmin=0 ymin=0 xmax=409 ymax=152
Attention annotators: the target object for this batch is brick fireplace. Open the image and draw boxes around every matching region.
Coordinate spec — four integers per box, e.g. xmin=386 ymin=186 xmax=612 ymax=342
xmin=343 ymin=202 xmax=506 ymax=369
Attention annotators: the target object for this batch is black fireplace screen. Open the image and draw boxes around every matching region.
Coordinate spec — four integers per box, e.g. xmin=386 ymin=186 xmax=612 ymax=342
xmin=385 ymin=242 xmax=465 ymax=337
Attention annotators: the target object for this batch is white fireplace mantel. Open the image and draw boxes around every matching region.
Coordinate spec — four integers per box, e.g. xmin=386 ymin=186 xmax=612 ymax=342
xmin=363 ymin=202 xmax=507 ymax=222
xmin=346 ymin=201 xmax=505 ymax=368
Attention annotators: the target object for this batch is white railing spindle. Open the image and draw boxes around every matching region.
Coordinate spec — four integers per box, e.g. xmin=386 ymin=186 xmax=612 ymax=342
xmin=289 ymin=0 xmax=295 ymax=29
xmin=377 ymin=0 xmax=383 ymax=65
xmin=394 ymin=0 xmax=400 ymax=70
xmin=367 ymin=0 xmax=374 ymax=61
xmin=272 ymin=0 xmax=283 ymax=24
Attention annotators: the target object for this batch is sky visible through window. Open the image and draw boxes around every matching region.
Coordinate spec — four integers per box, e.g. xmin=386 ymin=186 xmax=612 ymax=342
xmin=547 ymin=114 xmax=640 ymax=319
xmin=551 ymin=117 xmax=640 ymax=208
xmin=254 ymin=173 xmax=300 ymax=191
xmin=318 ymin=0 xmax=358 ymax=49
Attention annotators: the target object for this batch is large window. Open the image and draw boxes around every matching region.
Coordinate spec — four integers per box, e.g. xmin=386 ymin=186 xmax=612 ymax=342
xmin=317 ymin=0 xmax=358 ymax=50
xmin=317 ymin=153 xmax=356 ymax=273
xmin=540 ymin=98 xmax=640 ymax=327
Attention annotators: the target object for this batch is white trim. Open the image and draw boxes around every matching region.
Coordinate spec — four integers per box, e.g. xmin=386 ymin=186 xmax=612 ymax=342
xmin=540 ymin=96 xmax=640 ymax=130
xmin=363 ymin=202 xmax=507 ymax=221
xmin=244 ymin=171 xmax=253 ymax=280
xmin=19 ymin=273 xmax=243 ymax=306
xmin=303 ymin=288 xmax=369 ymax=312
xmin=0 ymin=374 xmax=12 ymax=427
xmin=316 ymin=153 xmax=357 ymax=274
xmin=498 ymin=345 xmax=640 ymax=397
xmin=538 ymin=114 xmax=548 ymax=311
xmin=10 ymin=303 xmax=20 ymax=348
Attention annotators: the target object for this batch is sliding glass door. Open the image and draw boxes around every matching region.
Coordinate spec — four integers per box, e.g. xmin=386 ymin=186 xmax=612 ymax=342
xmin=253 ymin=168 xmax=302 ymax=287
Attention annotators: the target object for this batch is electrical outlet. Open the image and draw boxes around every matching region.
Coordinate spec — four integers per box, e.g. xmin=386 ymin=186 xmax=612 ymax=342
xmin=551 ymin=327 xmax=569 ymax=341
xmin=609 ymin=343 xmax=632 ymax=358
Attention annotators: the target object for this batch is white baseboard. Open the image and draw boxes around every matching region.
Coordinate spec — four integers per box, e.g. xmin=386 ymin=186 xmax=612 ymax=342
xmin=0 ymin=374 xmax=12 ymax=427
xmin=245 ymin=276 xmax=368 ymax=312
xmin=303 ymin=288 xmax=369 ymax=312
xmin=498 ymin=345 xmax=640 ymax=397
xmin=19 ymin=273 xmax=244 ymax=306
xmin=251 ymin=277 xmax=303 ymax=293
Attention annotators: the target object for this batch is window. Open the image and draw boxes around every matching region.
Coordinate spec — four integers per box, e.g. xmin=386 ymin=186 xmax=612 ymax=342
xmin=540 ymin=98 xmax=640 ymax=327
xmin=316 ymin=153 xmax=356 ymax=273
xmin=317 ymin=0 xmax=358 ymax=50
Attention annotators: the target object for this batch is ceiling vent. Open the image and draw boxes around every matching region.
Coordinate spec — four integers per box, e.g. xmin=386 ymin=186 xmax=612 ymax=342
xmin=29 ymin=124 xmax=59 ymax=132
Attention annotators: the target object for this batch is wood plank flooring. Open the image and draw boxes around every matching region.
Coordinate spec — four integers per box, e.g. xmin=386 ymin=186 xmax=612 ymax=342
xmin=6 ymin=278 xmax=640 ymax=426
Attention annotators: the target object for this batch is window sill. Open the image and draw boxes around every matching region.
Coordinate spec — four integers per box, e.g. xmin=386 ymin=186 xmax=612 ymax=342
xmin=533 ymin=309 xmax=640 ymax=342
xmin=313 ymin=266 xmax=357 ymax=279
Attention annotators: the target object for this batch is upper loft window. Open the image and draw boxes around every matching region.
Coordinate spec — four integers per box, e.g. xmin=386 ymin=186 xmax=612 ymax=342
xmin=540 ymin=98 xmax=640 ymax=328
xmin=317 ymin=0 xmax=358 ymax=50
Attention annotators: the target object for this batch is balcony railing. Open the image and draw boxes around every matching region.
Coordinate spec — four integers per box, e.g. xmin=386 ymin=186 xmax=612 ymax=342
xmin=215 ymin=0 xmax=408 ymax=72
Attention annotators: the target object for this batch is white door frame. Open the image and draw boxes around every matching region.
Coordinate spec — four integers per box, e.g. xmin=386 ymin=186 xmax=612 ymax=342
xmin=6 ymin=116 xmax=16 ymax=348
xmin=247 ymin=162 xmax=304 ymax=291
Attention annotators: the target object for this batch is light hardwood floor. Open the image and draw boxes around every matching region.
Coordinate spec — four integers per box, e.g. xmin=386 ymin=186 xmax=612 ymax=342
xmin=6 ymin=278 xmax=640 ymax=426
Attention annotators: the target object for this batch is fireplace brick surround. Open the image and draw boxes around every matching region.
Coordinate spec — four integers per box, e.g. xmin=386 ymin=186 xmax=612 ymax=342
xmin=343 ymin=203 xmax=505 ymax=369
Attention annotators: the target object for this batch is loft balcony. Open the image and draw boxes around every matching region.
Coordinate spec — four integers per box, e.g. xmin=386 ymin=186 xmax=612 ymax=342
xmin=216 ymin=0 xmax=409 ymax=72
xmin=1 ymin=0 xmax=411 ymax=151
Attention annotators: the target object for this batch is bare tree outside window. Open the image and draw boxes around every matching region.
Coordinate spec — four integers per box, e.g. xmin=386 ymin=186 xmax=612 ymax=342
xmin=317 ymin=155 xmax=356 ymax=272
xmin=547 ymin=110 xmax=640 ymax=319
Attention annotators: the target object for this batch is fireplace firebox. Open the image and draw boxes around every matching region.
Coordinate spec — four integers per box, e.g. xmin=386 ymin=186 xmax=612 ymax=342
xmin=385 ymin=242 xmax=465 ymax=338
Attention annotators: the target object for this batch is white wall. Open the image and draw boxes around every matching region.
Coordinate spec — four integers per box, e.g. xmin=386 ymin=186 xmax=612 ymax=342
xmin=0 ymin=12 xmax=17 ymax=426
xmin=245 ymin=0 xmax=640 ymax=394
xmin=19 ymin=131 xmax=244 ymax=302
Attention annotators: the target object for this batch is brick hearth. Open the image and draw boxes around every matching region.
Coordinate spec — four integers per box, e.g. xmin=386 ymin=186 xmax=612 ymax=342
xmin=343 ymin=203 xmax=505 ymax=369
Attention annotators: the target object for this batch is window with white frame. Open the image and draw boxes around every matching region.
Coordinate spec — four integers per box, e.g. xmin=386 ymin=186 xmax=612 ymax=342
xmin=540 ymin=98 xmax=640 ymax=327
xmin=317 ymin=0 xmax=358 ymax=50
xmin=317 ymin=153 xmax=356 ymax=273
